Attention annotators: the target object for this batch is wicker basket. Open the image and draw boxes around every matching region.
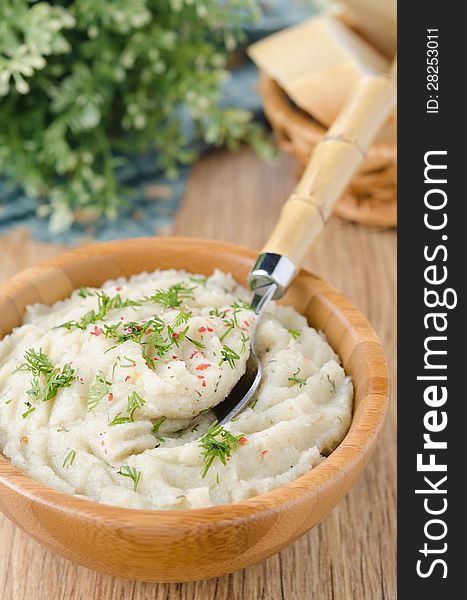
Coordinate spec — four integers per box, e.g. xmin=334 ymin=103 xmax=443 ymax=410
xmin=259 ymin=71 xmax=397 ymax=227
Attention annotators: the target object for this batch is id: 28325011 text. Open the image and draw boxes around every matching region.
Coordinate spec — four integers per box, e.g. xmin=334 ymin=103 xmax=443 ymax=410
xmin=426 ymin=29 xmax=439 ymax=114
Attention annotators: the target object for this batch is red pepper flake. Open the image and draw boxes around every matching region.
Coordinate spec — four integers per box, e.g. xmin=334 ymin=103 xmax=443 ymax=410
xmin=198 ymin=326 xmax=207 ymax=333
xmin=244 ymin=320 xmax=250 ymax=327
xmin=90 ymin=325 xmax=102 ymax=336
xmin=190 ymin=351 xmax=199 ymax=359
xmin=207 ymin=326 xmax=213 ymax=332
xmin=124 ymin=375 xmax=131 ymax=382
xmin=196 ymin=363 xmax=211 ymax=371
xmin=120 ymin=316 xmax=124 ymax=320
xmin=172 ymin=332 xmax=180 ymax=340
xmin=261 ymin=450 xmax=269 ymax=458
xmin=202 ymin=380 xmax=207 ymax=387
xmin=172 ymin=355 xmax=178 ymax=360
xmin=108 ymin=392 xmax=113 ymax=402
xmin=239 ymin=436 xmax=248 ymax=445
xmin=197 ymin=375 xmax=205 ymax=379
xmin=115 ymin=286 xmax=122 ymax=291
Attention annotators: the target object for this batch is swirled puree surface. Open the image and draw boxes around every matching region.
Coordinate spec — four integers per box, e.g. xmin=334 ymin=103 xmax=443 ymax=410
xmin=0 ymin=269 xmax=353 ymax=510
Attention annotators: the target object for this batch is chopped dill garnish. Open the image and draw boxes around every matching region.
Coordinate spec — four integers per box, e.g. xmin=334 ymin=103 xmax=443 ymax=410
xmin=26 ymin=377 xmax=41 ymax=402
xmin=219 ymin=322 xmax=234 ymax=343
xmin=109 ymin=391 xmax=145 ymax=426
xmin=185 ymin=335 xmax=205 ymax=349
xmin=117 ymin=465 xmax=141 ymax=492
xmin=218 ymin=307 xmax=244 ymax=343
xmin=78 ymin=287 xmax=94 ymax=298
xmin=172 ymin=307 xmax=192 ymax=328
xmin=22 ymin=402 xmax=36 ymax=419
xmin=59 ymin=310 xmax=98 ymax=331
xmin=141 ymin=347 xmax=156 ymax=370
xmin=209 ymin=307 xmax=227 ymax=319
xmin=219 ymin=345 xmax=240 ymax=369
xmin=167 ymin=325 xmax=189 ymax=347
xmin=17 ymin=348 xmax=54 ymax=376
xmin=326 ymin=374 xmax=337 ymax=393
xmin=232 ymin=299 xmax=252 ymax=310
xmin=103 ymin=317 xmax=168 ymax=353
xmin=121 ymin=356 xmax=137 ymax=368
xmin=62 ymin=449 xmax=76 ymax=468
xmin=151 ymin=417 xmax=166 ymax=441
xmin=288 ymin=329 xmax=302 ymax=340
xmin=288 ymin=367 xmax=307 ymax=388
xmin=127 ymin=391 xmax=145 ymax=420
xmin=41 ymin=363 xmax=76 ymax=402
xmin=88 ymin=371 xmax=111 ymax=410
xmin=189 ymin=276 xmax=208 ymax=286
xmin=240 ymin=332 xmax=250 ymax=354
xmin=199 ymin=421 xmax=242 ymax=478
xmin=108 ymin=413 xmax=131 ymax=426
xmin=17 ymin=348 xmax=76 ymax=412
xmin=59 ymin=291 xmax=141 ymax=330
xmin=146 ymin=283 xmax=195 ymax=309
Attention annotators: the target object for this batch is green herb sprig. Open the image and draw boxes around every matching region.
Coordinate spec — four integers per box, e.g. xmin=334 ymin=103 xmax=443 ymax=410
xmin=151 ymin=417 xmax=166 ymax=442
xmin=109 ymin=391 xmax=145 ymax=426
xmin=117 ymin=465 xmax=141 ymax=492
xmin=288 ymin=329 xmax=302 ymax=340
xmin=288 ymin=367 xmax=307 ymax=388
xmin=59 ymin=292 xmax=140 ymax=331
xmin=17 ymin=349 xmax=76 ymax=414
xmin=146 ymin=283 xmax=195 ymax=309
xmin=62 ymin=449 xmax=76 ymax=468
xmin=219 ymin=345 xmax=240 ymax=369
xmin=87 ymin=370 xmax=111 ymax=410
xmin=189 ymin=276 xmax=208 ymax=286
xmin=172 ymin=307 xmax=192 ymax=329
xmin=199 ymin=421 xmax=242 ymax=478
xmin=78 ymin=288 xmax=94 ymax=298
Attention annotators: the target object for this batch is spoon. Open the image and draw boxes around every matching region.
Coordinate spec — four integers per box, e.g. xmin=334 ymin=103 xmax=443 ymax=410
xmin=213 ymin=61 xmax=397 ymax=425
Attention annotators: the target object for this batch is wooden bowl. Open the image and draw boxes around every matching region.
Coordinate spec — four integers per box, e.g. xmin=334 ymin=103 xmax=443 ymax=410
xmin=259 ymin=71 xmax=397 ymax=228
xmin=0 ymin=237 xmax=389 ymax=582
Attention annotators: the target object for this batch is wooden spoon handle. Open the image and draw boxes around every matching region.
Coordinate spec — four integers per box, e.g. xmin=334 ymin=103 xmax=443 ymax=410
xmin=261 ymin=60 xmax=397 ymax=268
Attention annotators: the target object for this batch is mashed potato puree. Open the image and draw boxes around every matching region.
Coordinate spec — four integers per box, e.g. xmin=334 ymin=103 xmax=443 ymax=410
xmin=0 ymin=269 xmax=353 ymax=510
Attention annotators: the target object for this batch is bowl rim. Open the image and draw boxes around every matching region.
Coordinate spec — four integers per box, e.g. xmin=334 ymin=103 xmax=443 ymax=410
xmin=0 ymin=236 xmax=389 ymax=530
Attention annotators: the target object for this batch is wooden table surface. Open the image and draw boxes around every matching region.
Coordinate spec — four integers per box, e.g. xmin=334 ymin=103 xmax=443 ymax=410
xmin=0 ymin=148 xmax=396 ymax=599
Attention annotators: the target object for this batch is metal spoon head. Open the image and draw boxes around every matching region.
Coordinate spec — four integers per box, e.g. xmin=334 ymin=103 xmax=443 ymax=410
xmin=212 ymin=283 xmax=276 ymax=425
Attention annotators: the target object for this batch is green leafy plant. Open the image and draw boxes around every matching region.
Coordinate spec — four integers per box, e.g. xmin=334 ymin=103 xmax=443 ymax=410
xmin=0 ymin=0 xmax=272 ymax=232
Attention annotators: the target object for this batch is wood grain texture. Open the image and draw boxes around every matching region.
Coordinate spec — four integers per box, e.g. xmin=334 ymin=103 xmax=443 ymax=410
xmin=0 ymin=147 xmax=396 ymax=598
